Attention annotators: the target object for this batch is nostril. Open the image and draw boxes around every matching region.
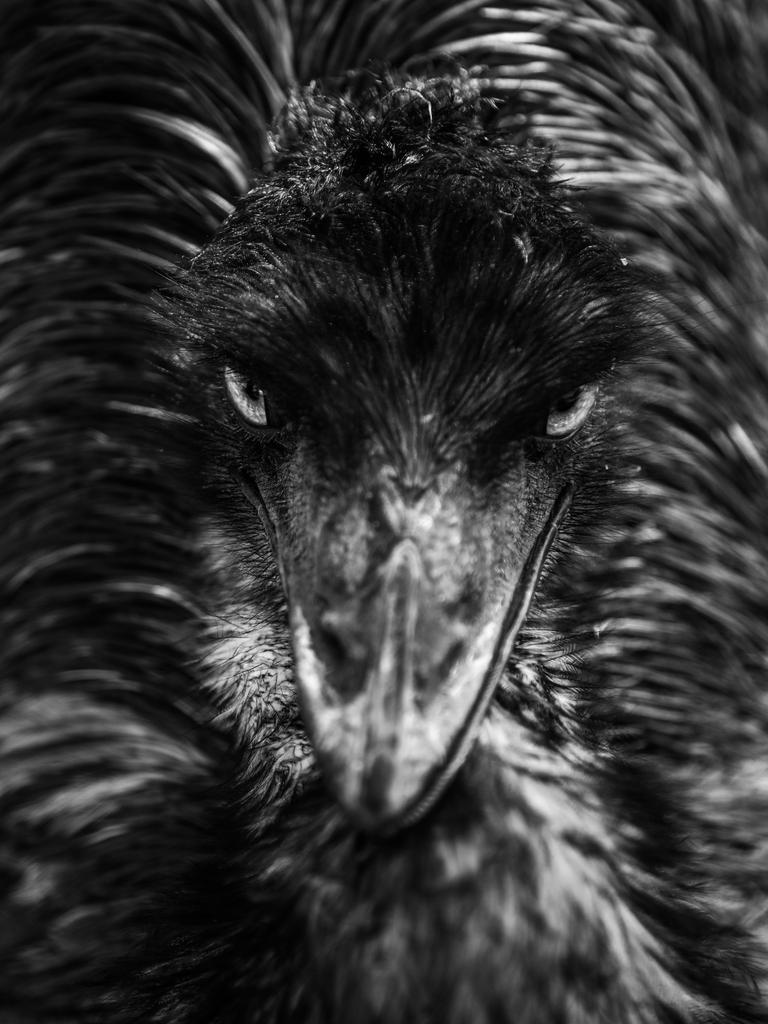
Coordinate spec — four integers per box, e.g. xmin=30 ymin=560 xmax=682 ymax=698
xmin=442 ymin=634 xmax=465 ymax=675
xmin=320 ymin=628 xmax=346 ymax=667
xmin=440 ymin=638 xmax=464 ymax=674
xmin=314 ymin=612 xmax=368 ymax=701
xmin=316 ymin=609 xmax=368 ymax=669
xmin=317 ymin=612 xmax=350 ymax=665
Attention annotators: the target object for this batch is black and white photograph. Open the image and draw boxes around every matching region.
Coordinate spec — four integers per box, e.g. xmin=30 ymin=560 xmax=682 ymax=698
xmin=2 ymin=2 xmax=768 ymax=1021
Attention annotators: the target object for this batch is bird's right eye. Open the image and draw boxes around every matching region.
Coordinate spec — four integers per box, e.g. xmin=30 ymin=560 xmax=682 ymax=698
xmin=544 ymin=383 xmax=597 ymax=440
xmin=224 ymin=366 xmax=279 ymax=432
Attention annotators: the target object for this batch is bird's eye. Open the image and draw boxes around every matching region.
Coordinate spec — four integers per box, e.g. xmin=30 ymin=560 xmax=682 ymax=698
xmin=224 ymin=365 xmax=279 ymax=432
xmin=545 ymin=384 xmax=597 ymax=440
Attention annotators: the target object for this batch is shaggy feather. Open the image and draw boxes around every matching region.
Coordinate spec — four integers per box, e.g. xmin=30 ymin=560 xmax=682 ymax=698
xmin=2 ymin=2 xmax=768 ymax=1023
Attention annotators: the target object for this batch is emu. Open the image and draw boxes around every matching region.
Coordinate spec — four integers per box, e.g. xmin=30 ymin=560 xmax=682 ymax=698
xmin=2 ymin=3 xmax=768 ymax=1024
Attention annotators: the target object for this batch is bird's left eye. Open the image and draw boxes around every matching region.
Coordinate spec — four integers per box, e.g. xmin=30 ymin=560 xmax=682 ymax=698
xmin=545 ymin=384 xmax=597 ymax=439
xmin=224 ymin=365 xmax=279 ymax=432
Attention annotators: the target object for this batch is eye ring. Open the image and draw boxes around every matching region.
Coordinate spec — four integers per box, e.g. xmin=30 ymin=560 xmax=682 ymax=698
xmin=545 ymin=384 xmax=597 ymax=440
xmin=224 ymin=365 xmax=274 ymax=432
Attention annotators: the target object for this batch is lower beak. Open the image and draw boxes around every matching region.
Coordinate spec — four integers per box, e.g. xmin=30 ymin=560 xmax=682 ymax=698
xmin=290 ymin=485 xmax=573 ymax=833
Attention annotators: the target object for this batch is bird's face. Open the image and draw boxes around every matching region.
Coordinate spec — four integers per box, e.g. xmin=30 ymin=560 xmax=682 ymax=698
xmin=229 ymin=377 xmax=576 ymax=831
xmin=170 ymin=94 xmax=646 ymax=833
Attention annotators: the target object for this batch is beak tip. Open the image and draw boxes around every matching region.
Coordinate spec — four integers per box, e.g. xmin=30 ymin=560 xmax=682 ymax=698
xmin=313 ymin=743 xmax=427 ymax=834
xmin=329 ymin=752 xmax=406 ymax=834
xmin=362 ymin=751 xmax=397 ymax=814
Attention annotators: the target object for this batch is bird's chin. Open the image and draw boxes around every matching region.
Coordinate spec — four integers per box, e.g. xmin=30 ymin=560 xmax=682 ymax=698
xmin=290 ymin=484 xmax=574 ymax=834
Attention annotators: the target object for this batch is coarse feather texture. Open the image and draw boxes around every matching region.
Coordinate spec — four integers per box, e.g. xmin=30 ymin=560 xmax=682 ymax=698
xmin=2 ymin=2 xmax=768 ymax=1023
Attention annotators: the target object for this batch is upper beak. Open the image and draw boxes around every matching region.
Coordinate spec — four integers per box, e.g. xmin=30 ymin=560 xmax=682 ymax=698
xmin=287 ymin=481 xmax=573 ymax=833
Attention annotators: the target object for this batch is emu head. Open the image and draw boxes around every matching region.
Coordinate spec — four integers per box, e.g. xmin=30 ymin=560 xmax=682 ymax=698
xmin=169 ymin=80 xmax=647 ymax=832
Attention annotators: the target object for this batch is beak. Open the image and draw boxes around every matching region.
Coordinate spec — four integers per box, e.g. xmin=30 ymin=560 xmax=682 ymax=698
xmin=286 ymin=481 xmax=573 ymax=833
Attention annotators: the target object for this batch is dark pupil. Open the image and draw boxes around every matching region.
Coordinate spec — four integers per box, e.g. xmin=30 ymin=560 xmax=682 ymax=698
xmin=258 ymin=389 xmax=282 ymax=428
xmin=242 ymin=380 xmax=268 ymax=420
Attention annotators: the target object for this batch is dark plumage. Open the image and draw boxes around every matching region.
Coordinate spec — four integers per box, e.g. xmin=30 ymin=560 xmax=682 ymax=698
xmin=2 ymin=3 xmax=768 ymax=1024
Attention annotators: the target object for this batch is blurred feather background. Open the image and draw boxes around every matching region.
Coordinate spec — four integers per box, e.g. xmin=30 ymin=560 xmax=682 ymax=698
xmin=2 ymin=2 xmax=768 ymax=1022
